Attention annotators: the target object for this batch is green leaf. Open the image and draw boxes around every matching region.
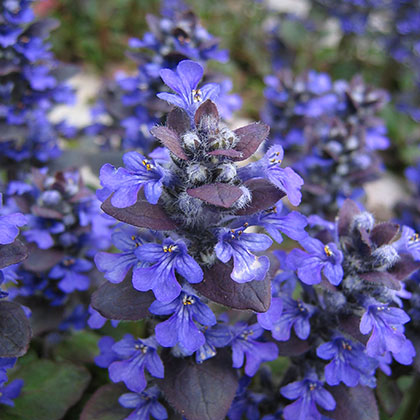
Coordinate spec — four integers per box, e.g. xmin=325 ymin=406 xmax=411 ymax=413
xmin=53 ymin=331 xmax=100 ymax=364
xmin=376 ymin=371 xmax=403 ymax=416
xmin=80 ymin=384 xmax=130 ymax=420
xmin=0 ymin=360 xmax=91 ymax=420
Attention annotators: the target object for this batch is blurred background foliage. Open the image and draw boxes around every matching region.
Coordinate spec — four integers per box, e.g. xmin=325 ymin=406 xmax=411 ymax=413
xmin=36 ymin=0 xmax=420 ymax=168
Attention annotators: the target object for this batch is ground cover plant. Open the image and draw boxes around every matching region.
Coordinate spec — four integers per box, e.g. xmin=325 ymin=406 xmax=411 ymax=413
xmin=1 ymin=0 xmax=420 ymax=419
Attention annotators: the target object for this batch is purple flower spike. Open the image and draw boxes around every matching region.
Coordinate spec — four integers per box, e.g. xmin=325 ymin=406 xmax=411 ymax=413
xmin=360 ymin=302 xmax=411 ymax=357
xmin=133 ymin=238 xmax=203 ymax=303
xmin=215 ymin=227 xmax=272 ymax=283
xmin=108 ymin=334 xmax=164 ymax=393
xmin=157 ymin=60 xmax=219 ymax=117
xmin=149 ymin=291 xmax=216 ymax=354
xmin=230 ymin=322 xmax=278 ymax=376
xmin=316 ymin=336 xmax=378 ymax=387
xmin=288 ymin=237 xmax=343 ymax=286
xmin=258 ymin=296 xmax=314 ymax=341
xmin=280 ymin=372 xmax=335 ymax=420
xmin=99 ymin=151 xmax=166 ymax=208
xmin=119 ymin=386 xmax=168 ymax=420
xmin=0 ymin=379 xmax=24 ymax=407
xmin=49 ymin=257 xmax=93 ymax=293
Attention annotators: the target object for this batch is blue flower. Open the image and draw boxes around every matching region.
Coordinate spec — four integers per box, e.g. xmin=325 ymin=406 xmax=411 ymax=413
xmin=157 ymin=60 xmax=219 ymax=117
xmin=238 ymin=145 xmax=304 ymax=206
xmin=99 ymin=151 xmax=167 ymax=208
xmin=251 ymin=201 xmax=307 ymax=244
xmin=133 ymin=238 xmax=203 ymax=303
xmin=0 ymin=379 xmax=24 ymax=407
xmin=360 ymin=301 xmax=411 ymax=357
xmin=316 ymin=336 xmax=378 ymax=387
xmin=258 ymin=296 xmax=314 ymax=341
xmin=0 ymin=195 xmax=26 ymax=244
xmin=230 ymin=322 xmax=278 ymax=376
xmin=108 ymin=334 xmax=164 ymax=393
xmin=149 ymin=291 xmax=216 ymax=353
xmin=118 ymin=386 xmax=168 ymax=420
xmin=288 ymin=237 xmax=343 ymax=286
xmin=95 ymin=336 xmax=119 ymax=368
xmin=95 ymin=228 xmax=151 ymax=284
xmin=215 ymin=227 xmax=272 ymax=283
xmin=49 ymin=257 xmax=93 ymax=293
xmin=393 ymin=225 xmax=420 ymax=260
xmin=195 ymin=322 xmax=232 ymax=363
xmin=280 ymin=372 xmax=336 ymax=420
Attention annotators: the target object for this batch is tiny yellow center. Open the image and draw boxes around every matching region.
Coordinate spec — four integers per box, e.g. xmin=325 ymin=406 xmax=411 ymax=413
xmin=192 ymin=89 xmax=202 ymax=103
xmin=324 ymin=245 xmax=333 ymax=257
xmin=142 ymin=159 xmax=153 ymax=171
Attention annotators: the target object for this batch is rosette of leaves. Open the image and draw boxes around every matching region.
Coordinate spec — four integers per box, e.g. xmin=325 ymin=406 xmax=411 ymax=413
xmin=262 ymin=68 xmax=389 ymax=219
xmin=0 ymin=0 xmax=75 ymax=169
xmin=252 ymin=199 xmax=420 ymax=419
xmin=87 ymin=0 xmax=240 ymax=151
xmin=88 ymin=60 xmax=306 ymax=420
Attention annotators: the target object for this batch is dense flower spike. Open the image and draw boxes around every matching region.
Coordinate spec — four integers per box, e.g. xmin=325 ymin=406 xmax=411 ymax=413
xmin=262 ymin=69 xmax=389 ymax=219
xmin=88 ymin=0 xmax=240 ymax=150
xmin=0 ymin=0 xmax=74 ymax=166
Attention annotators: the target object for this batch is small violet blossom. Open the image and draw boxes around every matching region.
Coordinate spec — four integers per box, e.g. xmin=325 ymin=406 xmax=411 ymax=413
xmin=393 ymin=225 xmax=420 ymax=261
xmin=95 ymin=229 xmax=149 ymax=284
xmin=230 ymin=322 xmax=278 ymax=377
xmin=280 ymin=372 xmax=336 ymax=420
xmin=0 ymin=194 xmax=27 ymax=245
xmin=316 ymin=336 xmax=378 ymax=387
xmin=95 ymin=336 xmax=119 ymax=368
xmin=149 ymin=291 xmax=216 ymax=354
xmin=195 ymin=322 xmax=232 ymax=363
xmin=0 ymin=379 xmax=24 ymax=407
xmin=118 ymin=386 xmax=168 ymax=420
xmin=360 ymin=301 xmax=411 ymax=357
xmin=133 ymin=238 xmax=203 ymax=303
xmin=258 ymin=296 xmax=314 ymax=341
xmin=98 ymin=151 xmax=167 ymax=208
xmin=157 ymin=60 xmax=219 ymax=117
xmin=215 ymin=227 xmax=272 ymax=283
xmin=288 ymin=237 xmax=343 ymax=286
xmin=49 ymin=257 xmax=93 ymax=293
xmin=108 ymin=334 xmax=164 ymax=393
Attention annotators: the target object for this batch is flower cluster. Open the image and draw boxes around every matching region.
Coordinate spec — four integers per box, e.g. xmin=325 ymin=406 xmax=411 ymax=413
xmin=262 ymin=69 xmax=389 ymax=218
xmin=3 ymin=168 xmax=112 ymax=330
xmin=88 ymin=0 xmax=240 ymax=151
xmin=255 ymin=199 xmax=420 ymax=419
xmin=0 ymin=0 xmax=74 ymax=167
xmin=92 ymin=59 xmax=305 ymax=418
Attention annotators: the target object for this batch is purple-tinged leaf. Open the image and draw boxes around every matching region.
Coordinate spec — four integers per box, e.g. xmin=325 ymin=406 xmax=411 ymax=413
xmin=232 ymin=122 xmax=270 ymax=161
xmin=166 ymin=107 xmax=191 ymax=136
xmin=193 ymin=261 xmax=271 ymax=312
xmin=194 ymin=100 xmax=219 ymax=126
xmin=91 ymin=277 xmax=154 ymax=321
xmin=277 ymin=332 xmax=311 ymax=356
xmin=390 ymin=254 xmax=420 ymax=281
xmin=22 ymin=245 xmax=65 ymax=273
xmin=0 ymin=240 xmax=28 ymax=269
xmin=370 ymin=223 xmax=399 ymax=246
xmin=376 ymin=372 xmax=403 ymax=417
xmin=235 ymin=179 xmax=285 ymax=216
xmin=338 ymin=199 xmax=360 ymax=237
xmin=0 ymin=301 xmax=31 ymax=357
xmin=359 ymin=272 xmax=401 ymax=291
xmin=150 ymin=126 xmax=188 ymax=160
xmin=327 ymin=385 xmax=379 ymax=420
xmin=339 ymin=315 xmax=368 ymax=345
xmin=158 ymin=351 xmax=237 ymax=420
xmin=208 ymin=149 xmax=243 ymax=158
xmin=101 ymin=191 xmax=177 ymax=231
xmin=80 ymin=384 xmax=130 ymax=420
xmin=187 ymin=183 xmax=243 ymax=208
xmin=24 ymin=18 xmax=60 ymax=38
